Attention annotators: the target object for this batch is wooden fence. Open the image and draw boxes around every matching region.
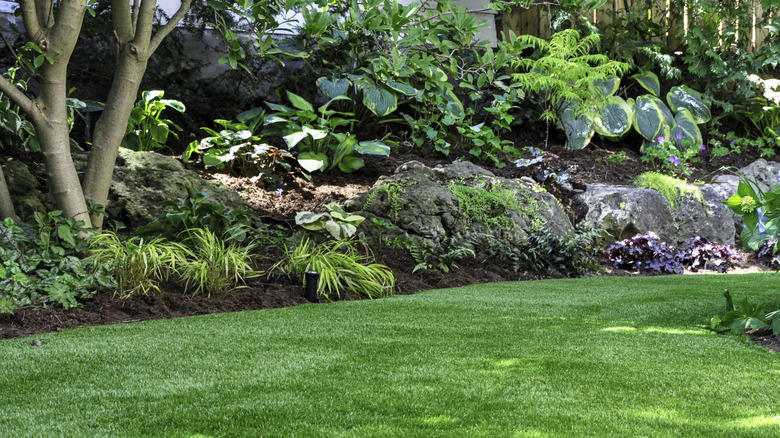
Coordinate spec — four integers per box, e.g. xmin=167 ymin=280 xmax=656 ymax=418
xmin=499 ymin=0 xmax=772 ymax=52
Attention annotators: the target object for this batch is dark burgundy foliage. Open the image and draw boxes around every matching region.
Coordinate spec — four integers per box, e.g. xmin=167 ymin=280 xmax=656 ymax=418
xmin=679 ymin=236 xmax=743 ymax=273
xmin=757 ymin=238 xmax=780 ymax=268
xmin=607 ymin=232 xmax=684 ymax=274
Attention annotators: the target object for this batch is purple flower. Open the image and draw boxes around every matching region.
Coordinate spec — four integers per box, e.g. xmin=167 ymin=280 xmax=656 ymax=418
xmin=676 ymin=133 xmax=683 ymax=141
xmin=700 ymin=144 xmax=706 ymax=151
xmin=758 ymin=207 xmax=767 ymax=234
xmin=730 ymin=141 xmax=736 ymax=145
xmin=669 ymin=155 xmax=681 ymax=165
xmin=657 ymin=136 xmax=665 ymax=143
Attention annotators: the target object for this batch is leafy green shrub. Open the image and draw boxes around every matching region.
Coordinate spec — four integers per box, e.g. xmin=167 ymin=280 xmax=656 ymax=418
xmin=710 ymin=289 xmax=780 ymax=335
xmin=0 ymin=214 xmax=114 ymax=313
xmin=122 ymin=90 xmax=185 ymax=152
xmin=271 ymin=237 xmax=394 ymax=300
xmin=407 ymin=232 xmax=478 ymax=274
xmin=511 ymin=29 xmax=631 ymax=149
xmin=88 ymin=231 xmax=189 ymax=298
xmin=178 ymin=228 xmax=260 ymax=295
xmin=136 ymin=187 xmax=253 ymax=242
xmin=515 ymin=226 xmax=601 ymax=277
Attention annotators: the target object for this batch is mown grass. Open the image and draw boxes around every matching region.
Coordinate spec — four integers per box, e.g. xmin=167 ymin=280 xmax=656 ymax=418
xmin=2 ymin=274 xmax=779 ymax=437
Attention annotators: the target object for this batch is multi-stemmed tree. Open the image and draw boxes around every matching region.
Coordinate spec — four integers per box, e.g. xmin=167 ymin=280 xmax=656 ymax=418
xmin=0 ymin=0 xmax=193 ymax=229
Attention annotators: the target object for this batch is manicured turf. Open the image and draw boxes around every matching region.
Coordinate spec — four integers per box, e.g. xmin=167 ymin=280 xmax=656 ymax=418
xmin=2 ymin=274 xmax=779 ymax=437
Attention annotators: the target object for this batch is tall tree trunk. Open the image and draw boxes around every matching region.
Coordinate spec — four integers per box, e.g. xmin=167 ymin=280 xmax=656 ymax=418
xmin=82 ymin=0 xmax=193 ymax=229
xmin=0 ymin=163 xmax=19 ymax=222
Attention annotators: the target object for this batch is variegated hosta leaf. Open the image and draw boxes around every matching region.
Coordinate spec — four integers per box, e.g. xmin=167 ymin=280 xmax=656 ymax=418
xmin=297 ymin=151 xmax=328 ymax=172
xmin=324 ymin=220 xmax=357 ymax=240
xmin=295 ymin=211 xmax=325 ymax=226
xmin=561 ymin=103 xmax=595 ymax=150
xmin=667 ymin=85 xmax=711 ymax=124
xmin=632 ymin=71 xmax=661 ymax=97
xmin=671 ymin=108 xmax=703 ymax=149
xmin=591 ymin=76 xmax=620 ymax=97
xmin=316 ymin=77 xmax=351 ymax=100
xmin=595 ymin=96 xmax=633 ymax=139
xmin=360 ymin=84 xmax=397 ymax=117
xmin=633 ymin=95 xmax=674 ymax=142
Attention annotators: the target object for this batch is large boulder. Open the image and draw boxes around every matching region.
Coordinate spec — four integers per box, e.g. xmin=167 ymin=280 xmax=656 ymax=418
xmin=344 ymin=161 xmax=572 ymax=245
xmin=107 ymin=148 xmax=250 ymax=227
xmin=1 ymin=160 xmax=47 ymax=220
xmin=574 ymin=182 xmax=739 ymax=247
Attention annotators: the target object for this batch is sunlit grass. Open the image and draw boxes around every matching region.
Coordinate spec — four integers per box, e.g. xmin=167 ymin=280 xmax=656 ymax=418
xmin=1 ymin=274 xmax=779 ymax=437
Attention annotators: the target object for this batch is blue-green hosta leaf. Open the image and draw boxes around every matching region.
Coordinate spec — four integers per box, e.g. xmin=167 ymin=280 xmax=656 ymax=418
xmin=327 ymin=202 xmax=365 ymax=225
xmin=671 ymin=108 xmax=703 ymax=149
xmin=595 ymin=96 xmax=633 ymax=138
xmin=591 ymin=76 xmax=620 ymax=97
xmin=316 ymin=77 xmax=350 ymax=99
xmin=385 ymin=80 xmax=417 ymax=96
xmin=633 ymin=95 xmax=675 ymax=142
xmin=286 ymin=91 xmax=314 ymax=112
xmin=561 ymin=103 xmax=595 ymax=150
xmin=337 ymin=155 xmax=365 ymax=173
xmin=354 ymin=140 xmax=391 ymax=156
xmin=667 ymin=85 xmax=711 ymax=124
xmin=632 ymin=71 xmax=661 ymax=97
xmin=297 ymin=151 xmax=328 ymax=172
xmin=361 ymin=85 xmax=397 ymax=117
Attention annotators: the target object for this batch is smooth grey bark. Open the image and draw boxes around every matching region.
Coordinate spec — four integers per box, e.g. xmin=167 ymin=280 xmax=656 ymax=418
xmin=0 ymin=163 xmax=19 ymax=222
xmin=81 ymin=0 xmax=193 ymax=229
xmin=0 ymin=0 xmax=192 ymax=229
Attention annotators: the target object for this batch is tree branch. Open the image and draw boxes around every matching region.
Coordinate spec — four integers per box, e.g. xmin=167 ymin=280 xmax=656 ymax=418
xmin=0 ymin=75 xmax=38 ymax=122
xmin=134 ymin=0 xmax=158 ymax=49
xmin=110 ymin=0 xmax=134 ymax=46
xmin=18 ymin=0 xmax=43 ymax=41
xmin=149 ymin=0 xmax=193 ymax=55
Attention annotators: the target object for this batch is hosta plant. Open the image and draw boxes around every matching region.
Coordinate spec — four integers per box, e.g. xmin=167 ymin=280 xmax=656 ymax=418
xmin=295 ymin=203 xmax=365 ymax=241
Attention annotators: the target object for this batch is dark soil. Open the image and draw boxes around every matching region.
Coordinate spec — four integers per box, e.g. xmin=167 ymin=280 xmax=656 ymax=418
xmin=2 ymin=140 xmax=778 ymax=353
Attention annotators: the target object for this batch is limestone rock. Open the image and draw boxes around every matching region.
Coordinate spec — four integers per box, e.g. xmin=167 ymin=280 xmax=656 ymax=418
xmin=1 ymin=160 xmax=47 ymax=220
xmin=107 ymin=148 xmax=250 ymax=227
xmin=575 ymin=180 xmax=739 ymax=247
xmin=344 ymin=161 xmax=572 ymax=246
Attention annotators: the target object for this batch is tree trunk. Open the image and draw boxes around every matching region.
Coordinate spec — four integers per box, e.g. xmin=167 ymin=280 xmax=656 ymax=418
xmin=82 ymin=0 xmax=193 ymax=229
xmin=0 ymin=163 xmax=19 ymax=222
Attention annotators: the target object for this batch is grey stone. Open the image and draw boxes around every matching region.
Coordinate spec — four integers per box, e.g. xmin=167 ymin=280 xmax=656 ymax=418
xmin=344 ymin=161 xmax=572 ymax=248
xmin=2 ymin=160 xmax=47 ymax=220
xmin=107 ymin=148 xmax=250 ymax=227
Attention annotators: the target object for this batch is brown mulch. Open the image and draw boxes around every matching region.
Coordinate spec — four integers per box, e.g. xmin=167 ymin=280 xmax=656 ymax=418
xmin=2 ymin=140 xmax=778 ymax=353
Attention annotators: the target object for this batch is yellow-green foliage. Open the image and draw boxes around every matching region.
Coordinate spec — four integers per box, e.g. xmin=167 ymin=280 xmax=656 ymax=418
xmin=447 ymin=178 xmax=546 ymax=232
xmin=633 ymin=171 xmax=704 ymax=211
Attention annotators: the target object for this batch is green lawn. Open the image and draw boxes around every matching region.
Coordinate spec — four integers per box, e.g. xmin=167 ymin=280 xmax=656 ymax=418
xmin=2 ymin=274 xmax=779 ymax=437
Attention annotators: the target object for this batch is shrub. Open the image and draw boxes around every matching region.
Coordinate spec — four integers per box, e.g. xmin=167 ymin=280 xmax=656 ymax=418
xmin=0 ymin=214 xmax=114 ymax=313
xmin=271 ymin=237 xmax=394 ymax=300
xmin=678 ymin=236 xmax=742 ymax=273
xmin=406 ymin=232 xmax=478 ymax=274
xmin=607 ymin=232 xmax=683 ymax=274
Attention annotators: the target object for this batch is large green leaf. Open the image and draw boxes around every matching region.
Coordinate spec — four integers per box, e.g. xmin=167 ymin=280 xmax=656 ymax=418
xmin=337 ymin=155 xmax=365 ymax=173
xmin=591 ymin=76 xmax=620 ymax=97
xmin=354 ymin=140 xmax=391 ymax=156
xmin=671 ymin=108 xmax=703 ymax=149
xmin=632 ymin=71 xmax=661 ymax=97
xmin=317 ymin=77 xmax=350 ymax=100
xmin=330 ymin=135 xmax=356 ymax=170
xmin=385 ymin=80 xmax=417 ymax=96
xmin=286 ymin=91 xmax=314 ymax=112
xmin=360 ymin=85 xmax=397 ymax=117
xmin=561 ymin=102 xmax=595 ymax=150
xmin=667 ymin=85 xmax=711 ymax=124
xmin=283 ymin=131 xmax=309 ymax=149
xmin=595 ymin=96 xmax=633 ymax=139
xmin=444 ymin=90 xmax=465 ymax=119
xmin=633 ymin=95 xmax=675 ymax=142
xmin=297 ymin=151 xmax=328 ymax=172
xmin=159 ymin=99 xmax=185 ymax=113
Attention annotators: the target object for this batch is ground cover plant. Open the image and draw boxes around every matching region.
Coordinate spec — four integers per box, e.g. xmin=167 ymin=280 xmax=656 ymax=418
xmin=1 ymin=274 xmax=779 ymax=437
